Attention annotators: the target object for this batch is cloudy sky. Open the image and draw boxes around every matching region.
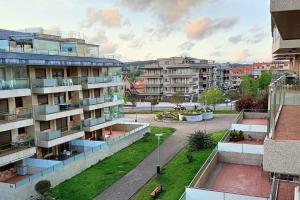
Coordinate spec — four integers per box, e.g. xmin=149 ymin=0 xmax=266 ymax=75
xmin=1 ymin=0 xmax=272 ymax=63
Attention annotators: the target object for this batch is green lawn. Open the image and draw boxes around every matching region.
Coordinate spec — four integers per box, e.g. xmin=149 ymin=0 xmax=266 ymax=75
xmin=133 ymin=130 xmax=227 ymax=200
xmin=49 ymin=126 xmax=175 ymax=200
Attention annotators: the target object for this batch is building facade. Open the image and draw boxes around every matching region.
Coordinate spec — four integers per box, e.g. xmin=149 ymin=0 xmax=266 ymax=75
xmin=0 ymin=28 xmax=149 ymax=199
xmin=138 ymin=57 xmax=216 ymax=101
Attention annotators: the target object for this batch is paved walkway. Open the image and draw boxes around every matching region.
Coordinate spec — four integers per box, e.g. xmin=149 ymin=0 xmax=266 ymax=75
xmin=94 ymin=114 xmax=236 ymax=200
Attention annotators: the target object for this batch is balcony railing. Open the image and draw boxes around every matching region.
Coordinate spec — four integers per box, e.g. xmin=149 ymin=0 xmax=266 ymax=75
xmin=38 ymin=124 xmax=82 ymax=142
xmin=31 ymin=77 xmax=81 ymax=88
xmin=81 ymin=75 xmax=122 ymax=85
xmin=0 ymin=79 xmax=30 ymax=90
xmin=83 ymin=113 xmax=124 ymax=128
xmin=0 ymin=108 xmax=33 ymax=123
xmin=35 ymin=102 xmax=81 ymax=116
xmin=0 ymin=137 xmax=34 ymax=157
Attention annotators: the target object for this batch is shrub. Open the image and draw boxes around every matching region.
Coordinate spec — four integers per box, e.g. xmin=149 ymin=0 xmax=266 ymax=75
xmin=143 ymin=132 xmax=151 ymax=142
xmin=186 ymin=151 xmax=193 ymax=163
xmin=187 ymin=130 xmax=213 ymax=151
xmin=235 ymin=96 xmax=256 ymax=111
xmin=35 ymin=180 xmax=51 ymax=195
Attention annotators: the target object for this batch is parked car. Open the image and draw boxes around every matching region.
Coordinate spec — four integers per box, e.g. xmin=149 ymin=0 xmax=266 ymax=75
xmin=174 ymin=104 xmax=186 ymax=110
xmin=225 ymin=99 xmax=231 ymax=103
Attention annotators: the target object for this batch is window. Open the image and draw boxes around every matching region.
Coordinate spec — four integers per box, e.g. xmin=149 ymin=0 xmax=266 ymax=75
xmin=54 ymin=93 xmax=66 ymax=104
xmin=95 ymin=109 xmax=101 ymax=118
xmin=40 ymin=121 xmax=50 ymax=131
xmin=82 ymin=90 xmax=89 ymax=99
xmin=0 ymin=131 xmax=11 ymax=149
xmin=35 ymin=68 xmax=46 ymax=79
xmin=15 ymin=97 xmax=23 ymax=108
xmin=93 ymin=68 xmax=99 ymax=76
xmin=81 ymin=68 xmax=88 ymax=77
xmin=0 ymin=99 xmax=8 ymax=113
xmin=56 ymin=118 xmax=67 ymax=130
xmin=84 ymin=111 xmax=91 ymax=119
xmin=52 ymin=68 xmax=64 ymax=78
xmin=94 ymin=89 xmax=100 ymax=97
xmin=13 ymin=66 xmax=27 ymax=79
xmin=37 ymin=95 xmax=48 ymax=105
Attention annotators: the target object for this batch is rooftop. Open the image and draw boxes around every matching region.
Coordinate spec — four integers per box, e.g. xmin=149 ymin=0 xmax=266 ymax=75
xmin=202 ymin=163 xmax=271 ymax=198
xmin=275 ymin=105 xmax=300 ymax=140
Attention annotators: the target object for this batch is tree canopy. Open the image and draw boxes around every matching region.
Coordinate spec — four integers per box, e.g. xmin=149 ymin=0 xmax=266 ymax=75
xmin=199 ymin=87 xmax=225 ymax=110
xmin=170 ymin=92 xmax=185 ymax=105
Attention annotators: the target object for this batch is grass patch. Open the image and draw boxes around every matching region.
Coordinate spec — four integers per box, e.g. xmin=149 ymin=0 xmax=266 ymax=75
xmin=133 ymin=130 xmax=226 ymax=200
xmin=213 ymin=109 xmax=239 ymax=114
xmin=49 ymin=126 xmax=175 ymax=200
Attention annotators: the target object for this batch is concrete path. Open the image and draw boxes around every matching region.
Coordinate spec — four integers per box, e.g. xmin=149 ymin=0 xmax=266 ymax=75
xmin=94 ymin=114 xmax=236 ymax=200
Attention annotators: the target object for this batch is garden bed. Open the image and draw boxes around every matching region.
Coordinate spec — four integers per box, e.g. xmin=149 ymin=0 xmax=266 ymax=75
xmin=156 ymin=108 xmax=213 ymax=122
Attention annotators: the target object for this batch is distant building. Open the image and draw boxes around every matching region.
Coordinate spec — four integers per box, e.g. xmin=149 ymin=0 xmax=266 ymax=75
xmin=229 ymin=65 xmax=253 ymax=88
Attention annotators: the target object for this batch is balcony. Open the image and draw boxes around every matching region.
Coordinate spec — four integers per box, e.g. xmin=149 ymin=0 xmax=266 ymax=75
xmin=271 ymin=0 xmax=300 ymax=40
xmin=272 ymin=34 xmax=300 ymax=54
xmin=0 ymin=108 xmax=33 ymax=132
xmin=31 ymin=77 xmax=82 ymax=94
xmin=83 ymin=115 xmax=125 ymax=132
xmin=0 ymin=138 xmax=36 ymax=167
xmin=81 ymin=75 xmax=123 ymax=89
xmin=37 ymin=125 xmax=84 ymax=148
xmin=82 ymin=96 xmax=124 ymax=111
xmin=0 ymin=79 xmax=31 ymax=98
xmin=34 ymin=103 xmax=83 ymax=121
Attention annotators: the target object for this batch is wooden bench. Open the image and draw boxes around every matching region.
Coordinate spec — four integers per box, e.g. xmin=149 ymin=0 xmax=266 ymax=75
xmin=150 ymin=185 xmax=163 ymax=198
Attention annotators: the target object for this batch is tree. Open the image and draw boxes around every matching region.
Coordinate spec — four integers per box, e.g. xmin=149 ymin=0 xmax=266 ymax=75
xmin=241 ymin=74 xmax=258 ymax=97
xmin=235 ymin=96 xmax=256 ymax=111
xmin=226 ymin=90 xmax=240 ymax=110
xmin=187 ymin=130 xmax=213 ymax=151
xmin=150 ymin=97 xmax=159 ymax=111
xmin=170 ymin=92 xmax=185 ymax=106
xmin=257 ymin=70 xmax=272 ymax=90
xmin=199 ymin=87 xmax=225 ymax=111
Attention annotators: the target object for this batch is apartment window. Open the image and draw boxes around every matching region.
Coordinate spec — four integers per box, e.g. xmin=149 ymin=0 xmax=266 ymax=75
xmin=35 ymin=68 xmax=46 ymax=79
xmin=0 ymin=99 xmax=8 ymax=113
xmin=0 ymin=68 xmax=5 ymax=80
xmin=52 ymin=68 xmax=64 ymax=78
xmin=15 ymin=97 xmax=23 ymax=108
xmin=38 ymin=95 xmax=48 ymax=105
xmin=81 ymin=68 xmax=88 ymax=77
xmin=95 ymin=109 xmax=101 ymax=118
xmin=40 ymin=121 xmax=50 ymax=131
xmin=18 ymin=127 xmax=26 ymax=135
xmin=0 ymin=131 xmax=11 ymax=150
xmin=84 ymin=111 xmax=91 ymax=119
xmin=54 ymin=93 xmax=66 ymax=104
xmin=94 ymin=89 xmax=100 ymax=97
xmin=13 ymin=66 xmax=27 ymax=79
xmin=56 ymin=117 xmax=67 ymax=130
xmin=93 ymin=69 xmax=99 ymax=76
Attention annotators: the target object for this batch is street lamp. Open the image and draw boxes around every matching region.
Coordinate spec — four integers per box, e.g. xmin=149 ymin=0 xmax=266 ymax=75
xmin=155 ymin=133 xmax=163 ymax=174
xmin=204 ymin=95 xmax=207 ymax=134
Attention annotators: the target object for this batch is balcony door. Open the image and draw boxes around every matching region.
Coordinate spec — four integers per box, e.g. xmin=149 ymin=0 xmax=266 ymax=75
xmin=0 ymin=99 xmax=8 ymax=113
xmin=35 ymin=68 xmax=46 ymax=79
xmin=56 ymin=117 xmax=67 ymax=131
xmin=54 ymin=93 xmax=66 ymax=104
xmin=0 ymin=131 xmax=11 ymax=150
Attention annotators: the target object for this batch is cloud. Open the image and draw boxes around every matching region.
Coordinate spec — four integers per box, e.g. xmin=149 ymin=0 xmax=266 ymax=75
xmin=179 ymin=41 xmax=195 ymax=51
xmin=229 ymin=49 xmax=250 ymax=62
xmin=185 ymin=16 xmax=238 ymax=40
xmin=122 ymin=0 xmax=209 ymax=24
xmin=210 ymin=51 xmax=223 ymax=57
xmin=99 ymin=41 xmax=118 ymax=54
xmin=228 ymin=26 xmax=268 ymax=44
xmin=84 ymin=7 xmax=121 ymax=27
xmin=228 ymin=34 xmax=243 ymax=44
xmin=88 ymin=29 xmax=107 ymax=44
xmin=129 ymin=39 xmax=145 ymax=48
xmin=119 ymin=32 xmax=135 ymax=40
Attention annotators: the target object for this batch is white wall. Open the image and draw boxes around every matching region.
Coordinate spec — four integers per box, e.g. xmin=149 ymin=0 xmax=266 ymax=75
xmin=218 ymin=143 xmax=264 ymax=155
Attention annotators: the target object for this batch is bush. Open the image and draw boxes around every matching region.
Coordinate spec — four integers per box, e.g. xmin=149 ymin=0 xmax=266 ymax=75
xmin=186 ymin=151 xmax=193 ymax=163
xmin=187 ymin=130 xmax=213 ymax=151
xmin=235 ymin=96 xmax=256 ymax=111
xmin=35 ymin=180 xmax=51 ymax=195
xmin=143 ymin=132 xmax=151 ymax=142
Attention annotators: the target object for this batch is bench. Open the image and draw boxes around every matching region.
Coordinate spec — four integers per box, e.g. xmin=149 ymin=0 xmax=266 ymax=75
xmin=150 ymin=185 xmax=163 ymax=198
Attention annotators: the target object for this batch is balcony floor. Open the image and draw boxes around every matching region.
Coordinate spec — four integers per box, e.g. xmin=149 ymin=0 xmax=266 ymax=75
xmin=277 ymin=181 xmax=297 ymax=200
xmin=240 ymin=118 xmax=268 ymax=125
xmin=205 ymin=163 xmax=271 ymax=198
xmin=103 ymin=130 xmax=125 ymax=140
xmin=275 ymin=105 xmax=300 ymax=140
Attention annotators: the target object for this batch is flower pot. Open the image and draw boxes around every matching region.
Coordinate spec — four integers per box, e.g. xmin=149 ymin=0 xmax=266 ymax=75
xmin=203 ymin=112 xmax=213 ymax=120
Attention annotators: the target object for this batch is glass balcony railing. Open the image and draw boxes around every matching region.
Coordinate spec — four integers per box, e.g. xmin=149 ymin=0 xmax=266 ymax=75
xmin=38 ymin=124 xmax=82 ymax=142
xmin=0 ymin=79 xmax=29 ymax=90
xmin=0 ymin=136 xmax=34 ymax=157
xmin=83 ymin=112 xmax=124 ymax=128
xmin=35 ymin=102 xmax=81 ymax=116
xmin=0 ymin=108 xmax=33 ymax=123
xmin=81 ymin=75 xmax=122 ymax=85
xmin=31 ymin=77 xmax=81 ymax=88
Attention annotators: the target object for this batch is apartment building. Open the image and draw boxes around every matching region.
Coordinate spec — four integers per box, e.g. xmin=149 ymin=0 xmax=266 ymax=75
xmin=0 ymin=28 xmax=149 ymax=200
xmin=252 ymin=61 xmax=289 ymax=78
xmin=181 ymin=1 xmax=300 ymax=199
xmin=229 ymin=65 xmax=253 ymax=88
xmin=138 ymin=57 xmax=216 ymax=101
xmin=214 ymin=63 xmax=231 ymax=90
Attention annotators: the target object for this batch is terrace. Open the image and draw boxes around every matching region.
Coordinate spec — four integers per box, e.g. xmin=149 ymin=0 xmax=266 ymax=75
xmin=0 ymin=108 xmax=34 ymax=132
xmin=81 ymin=75 xmax=123 ymax=89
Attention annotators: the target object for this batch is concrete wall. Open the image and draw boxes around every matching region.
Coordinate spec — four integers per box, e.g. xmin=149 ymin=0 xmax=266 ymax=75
xmin=0 ymin=126 xmax=150 ymax=200
xmin=244 ymin=112 xmax=268 ymax=119
xmin=263 ymin=138 xmax=300 ymax=175
xmin=218 ymin=152 xmax=263 ymax=166
xmin=243 ymin=131 xmax=267 ymax=141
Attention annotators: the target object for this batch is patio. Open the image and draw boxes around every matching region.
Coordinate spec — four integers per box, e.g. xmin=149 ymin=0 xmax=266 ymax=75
xmin=203 ymin=163 xmax=271 ymax=198
xmin=275 ymin=105 xmax=300 ymax=140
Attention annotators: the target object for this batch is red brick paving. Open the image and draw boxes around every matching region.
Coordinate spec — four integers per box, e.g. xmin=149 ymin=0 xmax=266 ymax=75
xmin=275 ymin=105 xmax=300 ymax=140
xmin=241 ymin=118 xmax=268 ymax=125
xmin=209 ymin=163 xmax=271 ymax=198
xmin=277 ymin=181 xmax=297 ymax=200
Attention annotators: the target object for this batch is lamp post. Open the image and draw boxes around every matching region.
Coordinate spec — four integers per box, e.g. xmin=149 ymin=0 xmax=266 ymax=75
xmin=155 ymin=133 xmax=163 ymax=174
xmin=204 ymin=95 xmax=207 ymax=134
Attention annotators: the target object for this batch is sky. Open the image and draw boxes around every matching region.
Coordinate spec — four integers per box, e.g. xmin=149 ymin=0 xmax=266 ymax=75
xmin=0 ymin=0 xmax=272 ymax=63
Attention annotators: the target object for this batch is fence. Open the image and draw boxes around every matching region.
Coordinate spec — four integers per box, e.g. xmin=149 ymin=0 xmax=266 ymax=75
xmin=11 ymin=122 xmax=149 ymax=189
xmin=218 ymin=143 xmax=264 ymax=155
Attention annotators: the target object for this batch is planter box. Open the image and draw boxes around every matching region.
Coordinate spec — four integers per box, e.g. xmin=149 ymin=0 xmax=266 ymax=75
xmin=203 ymin=112 xmax=214 ymax=120
xmin=180 ymin=114 xmax=203 ymax=122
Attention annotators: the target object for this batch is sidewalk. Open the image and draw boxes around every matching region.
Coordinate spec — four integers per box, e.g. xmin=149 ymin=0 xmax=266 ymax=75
xmin=94 ymin=114 xmax=236 ymax=200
